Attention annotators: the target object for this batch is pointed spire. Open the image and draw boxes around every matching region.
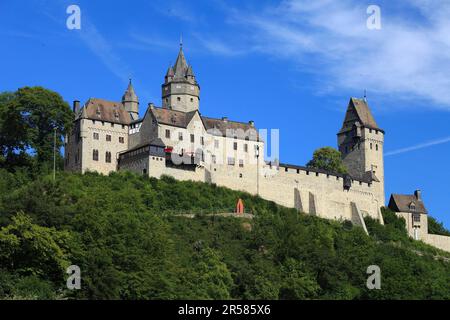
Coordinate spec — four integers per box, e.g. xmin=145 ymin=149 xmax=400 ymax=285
xmin=173 ymin=46 xmax=188 ymax=78
xmin=165 ymin=66 xmax=174 ymax=77
xmin=122 ymin=78 xmax=138 ymax=103
xmin=186 ymin=65 xmax=194 ymax=77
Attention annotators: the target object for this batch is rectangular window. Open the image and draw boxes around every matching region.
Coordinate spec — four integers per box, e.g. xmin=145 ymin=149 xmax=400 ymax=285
xmin=239 ymin=159 xmax=244 ymax=167
xmin=105 ymin=151 xmax=112 ymax=163
xmin=179 ymin=132 xmax=183 ymax=141
xmin=413 ymin=214 xmax=420 ymax=222
xmin=212 ymin=155 xmax=217 ymax=164
xmin=376 ymin=144 xmax=378 ymax=151
xmin=93 ymin=149 xmax=98 ymax=161
xmin=111 ymin=123 xmax=114 ymax=127
xmin=214 ymin=140 xmax=219 ymax=148
xmin=244 ymin=144 xmax=248 ymax=152
xmin=106 ymin=134 xmax=111 ymax=142
xmin=200 ymin=136 xmax=204 ymax=145
xmin=233 ymin=142 xmax=238 ymax=150
xmin=165 ymin=129 xmax=171 ymax=139
xmin=190 ymin=134 xmax=195 ymax=143
xmin=93 ymin=132 xmax=99 ymax=140
xmin=370 ymin=143 xmax=373 ymax=149
xmin=119 ymin=137 xmax=124 ymax=143
xmin=227 ymin=157 xmax=235 ymax=166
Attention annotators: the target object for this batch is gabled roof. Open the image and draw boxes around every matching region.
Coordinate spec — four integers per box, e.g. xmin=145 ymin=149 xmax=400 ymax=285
xmin=339 ymin=98 xmax=383 ymax=134
xmin=201 ymin=116 xmax=258 ymax=141
xmin=150 ymin=107 xmax=198 ymax=128
xmin=77 ymin=98 xmax=132 ymax=125
xmin=388 ymin=194 xmax=428 ymax=214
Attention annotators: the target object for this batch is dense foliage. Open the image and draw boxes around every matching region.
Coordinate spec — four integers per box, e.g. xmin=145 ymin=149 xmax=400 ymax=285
xmin=428 ymin=216 xmax=450 ymax=236
xmin=0 ymin=169 xmax=449 ymax=300
xmin=0 ymin=87 xmax=73 ymax=173
xmin=307 ymin=147 xmax=348 ymax=174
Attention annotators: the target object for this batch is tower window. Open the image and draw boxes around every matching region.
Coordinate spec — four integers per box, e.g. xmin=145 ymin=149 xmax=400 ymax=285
xmin=165 ymin=129 xmax=171 ymax=139
xmin=93 ymin=132 xmax=99 ymax=140
xmin=244 ymin=144 xmax=248 ymax=152
xmin=200 ymin=136 xmax=204 ymax=145
xmin=106 ymin=134 xmax=111 ymax=142
xmin=119 ymin=137 xmax=124 ymax=143
xmin=179 ymin=132 xmax=183 ymax=141
xmin=376 ymin=144 xmax=378 ymax=151
xmin=233 ymin=142 xmax=238 ymax=150
xmin=190 ymin=134 xmax=195 ymax=143
xmin=370 ymin=143 xmax=373 ymax=149
xmin=177 ymin=97 xmax=181 ymax=102
xmin=190 ymin=98 xmax=194 ymax=102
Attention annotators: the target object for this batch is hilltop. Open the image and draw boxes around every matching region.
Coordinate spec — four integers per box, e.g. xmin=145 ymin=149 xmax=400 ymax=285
xmin=0 ymin=170 xmax=449 ymax=299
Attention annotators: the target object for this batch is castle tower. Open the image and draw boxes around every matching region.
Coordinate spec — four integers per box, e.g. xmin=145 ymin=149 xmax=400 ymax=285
xmin=161 ymin=44 xmax=200 ymax=112
xmin=122 ymin=79 xmax=139 ymax=120
xmin=337 ymin=97 xmax=385 ymax=203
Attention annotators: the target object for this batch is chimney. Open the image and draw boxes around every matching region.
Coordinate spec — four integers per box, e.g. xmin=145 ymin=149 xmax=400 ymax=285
xmin=222 ymin=117 xmax=228 ymax=122
xmin=248 ymin=120 xmax=254 ymax=127
xmin=414 ymin=190 xmax=422 ymax=201
xmin=73 ymin=100 xmax=80 ymax=113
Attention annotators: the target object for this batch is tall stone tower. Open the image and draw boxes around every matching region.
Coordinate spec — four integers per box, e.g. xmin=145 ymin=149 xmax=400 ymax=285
xmin=122 ymin=79 xmax=139 ymax=120
xmin=161 ymin=44 xmax=200 ymax=112
xmin=337 ymin=97 xmax=385 ymax=203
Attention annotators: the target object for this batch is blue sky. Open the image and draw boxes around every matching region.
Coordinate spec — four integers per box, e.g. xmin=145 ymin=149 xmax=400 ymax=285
xmin=1 ymin=0 xmax=449 ymax=228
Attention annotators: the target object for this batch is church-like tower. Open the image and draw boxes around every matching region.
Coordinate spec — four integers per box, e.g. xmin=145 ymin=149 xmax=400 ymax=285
xmin=122 ymin=79 xmax=139 ymax=120
xmin=161 ymin=44 xmax=200 ymax=112
xmin=337 ymin=98 xmax=385 ymax=202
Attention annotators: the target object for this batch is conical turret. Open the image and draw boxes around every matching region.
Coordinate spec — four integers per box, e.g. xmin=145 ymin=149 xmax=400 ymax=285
xmin=122 ymin=79 xmax=139 ymax=120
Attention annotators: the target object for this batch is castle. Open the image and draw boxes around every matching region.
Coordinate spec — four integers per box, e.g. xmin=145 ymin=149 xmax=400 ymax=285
xmin=64 ymin=45 xmax=450 ymax=252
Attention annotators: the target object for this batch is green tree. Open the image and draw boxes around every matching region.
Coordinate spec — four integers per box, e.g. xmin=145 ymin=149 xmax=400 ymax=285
xmin=0 ymin=87 xmax=73 ymax=171
xmin=307 ymin=147 xmax=347 ymax=174
xmin=0 ymin=212 xmax=72 ymax=283
xmin=427 ymin=216 xmax=450 ymax=236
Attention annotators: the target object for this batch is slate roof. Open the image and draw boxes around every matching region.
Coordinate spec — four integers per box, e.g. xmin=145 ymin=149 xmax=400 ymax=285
xmin=77 ymin=98 xmax=132 ymax=125
xmin=339 ymin=98 xmax=383 ymax=134
xmin=201 ymin=116 xmax=258 ymax=141
xmin=122 ymin=80 xmax=138 ymax=103
xmin=150 ymin=107 xmax=198 ymax=128
xmin=388 ymin=194 xmax=428 ymax=214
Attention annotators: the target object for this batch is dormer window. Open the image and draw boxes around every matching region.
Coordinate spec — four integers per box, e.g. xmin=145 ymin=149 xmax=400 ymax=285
xmin=409 ymin=202 xmax=416 ymax=211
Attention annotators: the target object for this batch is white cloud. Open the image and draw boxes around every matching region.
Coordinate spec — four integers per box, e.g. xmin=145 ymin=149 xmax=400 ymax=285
xmin=222 ymin=0 xmax=450 ymax=110
xmin=78 ymin=19 xmax=131 ymax=82
xmin=385 ymin=136 xmax=450 ymax=156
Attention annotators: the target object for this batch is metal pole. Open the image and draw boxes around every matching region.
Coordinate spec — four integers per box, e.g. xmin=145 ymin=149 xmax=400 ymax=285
xmin=256 ymin=145 xmax=260 ymax=196
xmin=53 ymin=127 xmax=57 ymax=181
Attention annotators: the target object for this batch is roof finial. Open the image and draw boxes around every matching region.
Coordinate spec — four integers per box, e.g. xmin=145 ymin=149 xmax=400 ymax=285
xmin=179 ymin=34 xmax=183 ymax=48
xmin=363 ymin=89 xmax=367 ymax=102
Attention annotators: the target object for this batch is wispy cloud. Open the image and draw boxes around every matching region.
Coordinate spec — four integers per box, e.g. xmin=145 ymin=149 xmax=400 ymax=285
xmin=385 ymin=136 xmax=450 ymax=156
xmin=78 ymin=19 xmax=132 ymax=81
xmin=213 ymin=0 xmax=450 ymax=110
